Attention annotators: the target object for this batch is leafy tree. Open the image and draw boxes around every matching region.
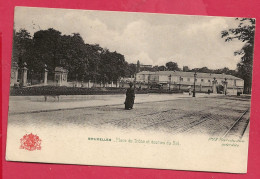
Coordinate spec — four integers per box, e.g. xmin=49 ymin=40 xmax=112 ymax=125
xmin=221 ymin=18 xmax=255 ymax=93
xmin=158 ymin=65 xmax=166 ymax=71
xmin=84 ymin=44 xmax=102 ymax=82
xmin=165 ymin=61 xmax=180 ymax=71
xmin=152 ymin=65 xmax=159 ymax=71
xmin=12 ymin=29 xmax=33 ymax=67
xmin=64 ymin=33 xmax=89 ymax=80
xmin=194 ymin=67 xmax=211 ymax=73
xmin=13 ymin=28 xmax=133 ymax=86
xmin=31 ymin=28 xmax=63 ymax=73
xmin=125 ymin=63 xmax=137 ymax=77
xmin=97 ymin=49 xmax=128 ymax=84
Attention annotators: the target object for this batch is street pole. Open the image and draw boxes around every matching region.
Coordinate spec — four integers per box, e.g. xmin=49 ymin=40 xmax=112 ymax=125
xmin=193 ymin=72 xmax=197 ymax=97
xmin=168 ymin=75 xmax=171 ymax=91
xmin=76 ymin=74 xmax=78 ymax=87
xmin=31 ymin=69 xmax=33 ymax=85
xmin=179 ymin=76 xmax=181 ymax=91
xmin=224 ymin=77 xmax=227 ymax=95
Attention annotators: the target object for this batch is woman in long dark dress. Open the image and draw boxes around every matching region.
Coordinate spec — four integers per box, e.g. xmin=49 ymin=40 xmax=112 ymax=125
xmin=125 ymin=82 xmax=135 ymax=110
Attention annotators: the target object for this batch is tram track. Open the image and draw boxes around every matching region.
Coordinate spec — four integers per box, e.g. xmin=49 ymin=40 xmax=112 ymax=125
xmin=132 ymin=101 xmax=234 ymax=131
xmin=169 ymin=108 xmax=250 ymax=137
xmin=221 ymin=108 xmax=250 ymax=139
xmin=136 ymin=100 xmax=249 ymax=137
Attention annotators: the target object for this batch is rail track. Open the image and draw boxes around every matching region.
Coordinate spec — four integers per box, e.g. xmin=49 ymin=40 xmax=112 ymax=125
xmin=221 ymin=108 xmax=250 ymax=139
xmin=169 ymin=108 xmax=250 ymax=138
xmin=101 ymin=100 xmax=236 ymax=133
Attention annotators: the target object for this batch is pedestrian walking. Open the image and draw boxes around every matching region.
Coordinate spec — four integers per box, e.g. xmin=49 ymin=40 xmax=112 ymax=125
xmin=188 ymin=86 xmax=192 ymax=95
xmin=124 ymin=82 xmax=135 ymax=110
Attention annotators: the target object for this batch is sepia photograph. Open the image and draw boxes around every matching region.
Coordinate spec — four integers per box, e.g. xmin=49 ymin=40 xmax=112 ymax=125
xmin=6 ymin=6 xmax=255 ymax=173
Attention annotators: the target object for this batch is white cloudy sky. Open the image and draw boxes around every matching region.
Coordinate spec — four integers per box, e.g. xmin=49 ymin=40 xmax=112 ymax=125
xmin=14 ymin=7 xmax=245 ymax=70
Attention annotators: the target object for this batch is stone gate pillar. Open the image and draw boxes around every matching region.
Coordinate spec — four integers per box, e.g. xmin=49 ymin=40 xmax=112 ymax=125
xmin=42 ymin=64 xmax=48 ymax=85
xmin=10 ymin=62 xmax=19 ymax=86
xmin=21 ymin=62 xmax=28 ymax=87
xmin=44 ymin=68 xmax=48 ymax=85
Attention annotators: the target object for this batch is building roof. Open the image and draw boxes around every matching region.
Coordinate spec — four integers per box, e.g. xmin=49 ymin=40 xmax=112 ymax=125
xmin=137 ymin=71 xmax=242 ymax=80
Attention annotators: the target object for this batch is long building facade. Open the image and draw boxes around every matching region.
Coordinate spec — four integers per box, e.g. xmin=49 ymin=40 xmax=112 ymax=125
xmin=136 ymin=71 xmax=244 ymax=95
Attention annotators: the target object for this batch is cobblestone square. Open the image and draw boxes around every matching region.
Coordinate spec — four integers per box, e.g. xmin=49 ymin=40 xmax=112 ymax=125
xmin=8 ymin=95 xmax=251 ymax=138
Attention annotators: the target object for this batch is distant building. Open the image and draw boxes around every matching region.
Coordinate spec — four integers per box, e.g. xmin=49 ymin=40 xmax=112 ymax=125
xmin=140 ymin=64 xmax=153 ymax=68
xmin=129 ymin=62 xmax=153 ymax=72
xmin=136 ymin=71 xmax=244 ymax=95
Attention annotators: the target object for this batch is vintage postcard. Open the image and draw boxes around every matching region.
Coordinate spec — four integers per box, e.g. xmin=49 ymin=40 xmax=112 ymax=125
xmin=6 ymin=6 xmax=255 ymax=173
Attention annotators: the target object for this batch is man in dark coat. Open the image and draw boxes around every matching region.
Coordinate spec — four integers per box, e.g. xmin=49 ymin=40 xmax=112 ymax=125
xmin=125 ymin=82 xmax=135 ymax=110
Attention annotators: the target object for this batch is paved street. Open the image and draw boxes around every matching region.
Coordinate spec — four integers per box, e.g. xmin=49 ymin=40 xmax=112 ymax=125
xmin=8 ymin=94 xmax=251 ymax=138
xmin=8 ymin=93 xmax=209 ymax=114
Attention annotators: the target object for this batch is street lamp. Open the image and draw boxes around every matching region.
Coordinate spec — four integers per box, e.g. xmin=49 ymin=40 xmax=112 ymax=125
xmin=76 ymin=74 xmax=78 ymax=87
xmin=168 ymin=74 xmax=171 ymax=91
xmin=31 ymin=69 xmax=34 ymax=85
xmin=212 ymin=77 xmax=217 ymax=94
xmin=224 ymin=77 xmax=227 ymax=95
xmin=179 ymin=76 xmax=182 ymax=91
xmin=193 ymin=72 xmax=197 ymax=97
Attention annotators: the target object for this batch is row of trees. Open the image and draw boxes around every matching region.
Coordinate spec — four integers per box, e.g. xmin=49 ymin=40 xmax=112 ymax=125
xmin=13 ymin=17 xmax=254 ymax=92
xmin=13 ymin=28 xmax=135 ymax=83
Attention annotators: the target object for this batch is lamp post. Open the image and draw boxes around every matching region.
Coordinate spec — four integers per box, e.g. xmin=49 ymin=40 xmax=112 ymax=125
xmin=193 ymin=72 xmax=197 ymax=97
xmin=76 ymin=74 xmax=78 ymax=87
xmin=30 ymin=69 xmax=34 ymax=85
xmin=168 ymin=74 xmax=171 ymax=91
xmin=179 ymin=76 xmax=182 ymax=91
xmin=224 ymin=77 xmax=227 ymax=95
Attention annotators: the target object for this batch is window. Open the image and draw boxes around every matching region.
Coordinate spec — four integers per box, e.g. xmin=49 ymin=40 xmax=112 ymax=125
xmin=208 ymin=79 xmax=211 ymax=82
xmin=201 ymin=79 xmax=204 ymax=82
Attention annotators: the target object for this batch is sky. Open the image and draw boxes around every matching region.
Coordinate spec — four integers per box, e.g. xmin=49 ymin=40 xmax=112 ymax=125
xmin=14 ymin=6 xmax=246 ymax=70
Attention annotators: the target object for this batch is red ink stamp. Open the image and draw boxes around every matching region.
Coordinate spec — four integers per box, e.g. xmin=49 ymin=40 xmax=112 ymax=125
xmin=20 ymin=133 xmax=42 ymax=151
